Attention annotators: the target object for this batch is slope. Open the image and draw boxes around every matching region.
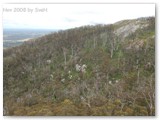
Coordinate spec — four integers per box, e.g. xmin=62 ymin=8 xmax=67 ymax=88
xmin=3 ymin=17 xmax=155 ymax=116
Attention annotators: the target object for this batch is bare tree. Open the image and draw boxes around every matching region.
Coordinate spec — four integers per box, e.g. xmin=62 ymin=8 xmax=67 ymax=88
xmin=62 ymin=47 xmax=68 ymax=69
xmin=141 ymin=74 xmax=155 ymax=115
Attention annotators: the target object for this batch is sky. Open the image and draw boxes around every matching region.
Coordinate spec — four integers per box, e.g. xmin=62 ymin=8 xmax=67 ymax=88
xmin=2 ymin=4 xmax=155 ymax=30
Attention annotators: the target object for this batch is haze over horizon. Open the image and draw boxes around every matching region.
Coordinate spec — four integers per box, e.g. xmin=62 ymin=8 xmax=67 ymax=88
xmin=3 ymin=4 xmax=155 ymax=30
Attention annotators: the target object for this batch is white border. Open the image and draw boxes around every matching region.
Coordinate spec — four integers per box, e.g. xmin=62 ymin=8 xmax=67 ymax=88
xmin=0 ymin=0 xmax=159 ymax=120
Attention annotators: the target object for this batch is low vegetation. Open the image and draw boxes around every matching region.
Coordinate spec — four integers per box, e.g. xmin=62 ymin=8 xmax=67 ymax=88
xmin=3 ymin=17 xmax=155 ymax=116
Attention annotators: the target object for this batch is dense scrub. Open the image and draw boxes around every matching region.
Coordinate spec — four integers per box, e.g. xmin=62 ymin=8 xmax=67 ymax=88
xmin=3 ymin=17 xmax=155 ymax=116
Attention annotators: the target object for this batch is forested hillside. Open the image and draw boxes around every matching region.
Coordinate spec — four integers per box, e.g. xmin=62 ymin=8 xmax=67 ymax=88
xmin=3 ymin=17 xmax=155 ymax=116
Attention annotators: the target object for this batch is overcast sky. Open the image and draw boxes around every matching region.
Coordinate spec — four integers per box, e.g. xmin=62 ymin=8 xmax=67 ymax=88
xmin=3 ymin=4 xmax=155 ymax=30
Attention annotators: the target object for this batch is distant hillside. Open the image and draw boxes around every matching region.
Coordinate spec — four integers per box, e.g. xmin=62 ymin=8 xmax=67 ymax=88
xmin=3 ymin=29 xmax=57 ymax=48
xmin=3 ymin=17 xmax=155 ymax=116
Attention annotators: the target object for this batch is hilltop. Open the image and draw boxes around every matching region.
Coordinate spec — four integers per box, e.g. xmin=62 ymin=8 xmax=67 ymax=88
xmin=3 ymin=17 xmax=155 ymax=116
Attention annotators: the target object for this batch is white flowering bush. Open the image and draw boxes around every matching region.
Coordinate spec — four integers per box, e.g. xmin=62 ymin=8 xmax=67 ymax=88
xmin=109 ymin=81 xmax=112 ymax=85
xmin=75 ymin=64 xmax=87 ymax=73
xmin=61 ymin=78 xmax=65 ymax=83
xmin=76 ymin=64 xmax=81 ymax=72
xmin=81 ymin=64 xmax=87 ymax=73
xmin=46 ymin=60 xmax=51 ymax=64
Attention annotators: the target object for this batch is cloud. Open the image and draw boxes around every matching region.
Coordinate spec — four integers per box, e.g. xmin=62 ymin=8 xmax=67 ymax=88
xmin=3 ymin=4 xmax=155 ymax=29
xmin=63 ymin=17 xmax=77 ymax=23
